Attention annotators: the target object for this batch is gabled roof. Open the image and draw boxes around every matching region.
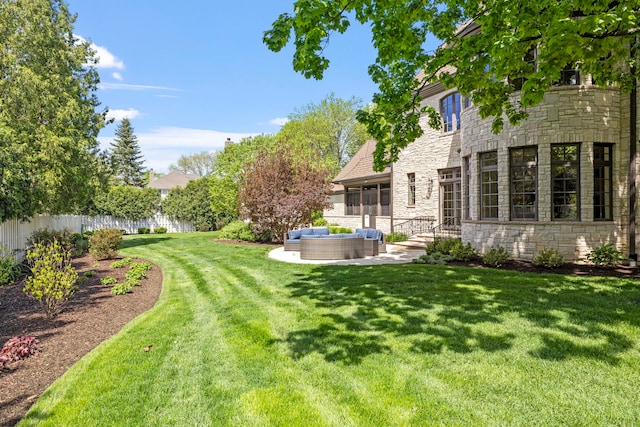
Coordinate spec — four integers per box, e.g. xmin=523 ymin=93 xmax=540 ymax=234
xmin=333 ymin=140 xmax=391 ymax=185
xmin=147 ymin=171 xmax=200 ymax=190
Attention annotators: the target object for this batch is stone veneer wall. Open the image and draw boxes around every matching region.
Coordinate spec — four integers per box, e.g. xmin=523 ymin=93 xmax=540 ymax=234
xmin=460 ymin=84 xmax=634 ymax=260
xmin=392 ymin=88 xmax=462 ymax=224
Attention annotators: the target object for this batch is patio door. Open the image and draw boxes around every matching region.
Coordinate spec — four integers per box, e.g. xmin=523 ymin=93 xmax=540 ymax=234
xmin=439 ymin=168 xmax=462 ymax=227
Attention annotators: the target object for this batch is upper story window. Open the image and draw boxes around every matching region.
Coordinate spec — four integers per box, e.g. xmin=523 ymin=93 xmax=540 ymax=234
xmin=441 ymin=92 xmax=461 ymax=132
xmin=554 ymin=64 xmax=580 ymax=86
xmin=509 ymin=47 xmax=537 ymax=91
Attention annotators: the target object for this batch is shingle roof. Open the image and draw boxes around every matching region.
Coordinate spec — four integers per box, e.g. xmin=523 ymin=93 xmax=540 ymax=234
xmin=333 ymin=140 xmax=391 ymax=184
xmin=147 ymin=171 xmax=200 ymax=190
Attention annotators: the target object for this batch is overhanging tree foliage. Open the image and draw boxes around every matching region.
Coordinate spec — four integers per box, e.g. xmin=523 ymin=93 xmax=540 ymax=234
xmin=265 ymin=0 xmax=640 ymax=170
xmin=238 ymin=146 xmax=332 ymax=242
xmin=110 ymin=118 xmax=145 ymax=187
xmin=278 ymin=93 xmax=370 ymax=177
xmin=169 ymin=151 xmax=216 ymax=177
xmin=0 ymin=0 xmax=106 ymax=222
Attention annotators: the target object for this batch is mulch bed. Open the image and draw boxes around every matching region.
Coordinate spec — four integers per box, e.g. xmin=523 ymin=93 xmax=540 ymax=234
xmin=0 ymin=254 xmax=162 ymax=427
xmin=1 ymin=245 xmax=638 ymax=426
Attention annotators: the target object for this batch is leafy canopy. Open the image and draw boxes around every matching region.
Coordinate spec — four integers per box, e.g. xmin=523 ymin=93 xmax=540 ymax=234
xmin=169 ymin=151 xmax=216 ymax=177
xmin=265 ymin=0 xmax=640 ymax=170
xmin=0 ymin=0 xmax=106 ymax=221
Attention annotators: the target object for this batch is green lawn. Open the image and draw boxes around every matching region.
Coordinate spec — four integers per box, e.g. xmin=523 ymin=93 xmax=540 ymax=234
xmin=20 ymin=232 xmax=640 ymax=426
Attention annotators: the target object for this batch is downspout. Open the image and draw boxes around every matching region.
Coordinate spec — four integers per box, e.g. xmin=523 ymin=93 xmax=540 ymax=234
xmin=629 ymin=36 xmax=638 ymax=265
xmin=390 ymin=162 xmax=394 ymax=233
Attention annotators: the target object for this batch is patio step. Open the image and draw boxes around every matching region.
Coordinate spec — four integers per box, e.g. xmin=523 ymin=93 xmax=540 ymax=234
xmin=391 ymin=235 xmax=433 ymax=250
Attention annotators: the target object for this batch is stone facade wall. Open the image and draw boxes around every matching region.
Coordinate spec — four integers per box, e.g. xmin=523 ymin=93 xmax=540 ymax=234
xmin=392 ymin=88 xmax=462 ymax=224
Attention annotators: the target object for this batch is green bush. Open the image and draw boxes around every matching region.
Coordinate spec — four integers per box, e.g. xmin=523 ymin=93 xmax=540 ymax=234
xmin=483 ymin=246 xmax=511 ymax=268
xmin=137 ymin=227 xmax=151 ymax=235
xmin=0 ymin=245 xmax=21 ymax=286
xmin=312 ymin=217 xmax=328 ymax=226
xmin=24 ymin=241 xmax=78 ymax=319
xmin=125 ymin=262 xmax=152 ymax=282
xmin=449 ymin=241 xmax=478 ymax=261
xmin=154 ymin=227 xmax=167 ymax=234
xmin=385 ymin=232 xmax=408 ymax=243
xmin=586 ymin=243 xmax=623 ymax=268
xmin=100 ymin=277 xmax=118 ymax=286
xmin=218 ymin=221 xmax=256 ymax=242
xmin=425 ymin=237 xmax=461 ymax=255
xmin=27 ymin=227 xmax=75 ymax=254
xmin=328 ymin=226 xmax=352 ymax=234
xmin=412 ymin=252 xmax=453 ymax=265
xmin=73 ymin=233 xmax=89 ymax=256
xmin=89 ymin=229 xmax=123 ymax=261
xmin=198 ymin=222 xmax=212 ymax=232
xmin=532 ymin=248 xmax=566 ymax=268
xmin=111 ymin=282 xmax=133 ymax=295
xmin=110 ymin=258 xmax=133 ymax=268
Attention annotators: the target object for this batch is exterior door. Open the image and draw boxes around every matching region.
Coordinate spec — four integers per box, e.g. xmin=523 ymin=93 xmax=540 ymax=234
xmin=440 ymin=168 xmax=462 ymax=227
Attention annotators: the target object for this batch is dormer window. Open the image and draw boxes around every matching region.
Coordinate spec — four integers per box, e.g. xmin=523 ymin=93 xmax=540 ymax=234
xmin=441 ymin=92 xmax=461 ymax=132
xmin=509 ymin=47 xmax=537 ymax=91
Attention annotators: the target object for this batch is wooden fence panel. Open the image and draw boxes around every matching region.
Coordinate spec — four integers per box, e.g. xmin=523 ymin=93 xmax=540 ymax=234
xmin=0 ymin=215 xmax=194 ymax=261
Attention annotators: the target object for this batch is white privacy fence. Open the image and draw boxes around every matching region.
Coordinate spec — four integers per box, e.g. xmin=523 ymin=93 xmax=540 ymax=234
xmin=0 ymin=214 xmax=194 ymax=261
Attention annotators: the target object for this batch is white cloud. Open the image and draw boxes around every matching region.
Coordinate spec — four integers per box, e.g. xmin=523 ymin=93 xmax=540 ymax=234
xmin=112 ymin=72 xmax=123 ymax=81
xmin=269 ymin=117 xmax=289 ymax=126
xmin=106 ymin=108 xmax=142 ymax=121
xmin=76 ymin=35 xmax=124 ymax=69
xmin=99 ymin=83 xmax=181 ymax=92
xmin=99 ymin=127 xmax=259 ymax=173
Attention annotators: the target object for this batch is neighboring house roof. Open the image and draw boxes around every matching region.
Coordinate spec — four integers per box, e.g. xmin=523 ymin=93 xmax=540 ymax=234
xmin=147 ymin=171 xmax=200 ymax=191
xmin=333 ymin=139 xmax=391 ymax=186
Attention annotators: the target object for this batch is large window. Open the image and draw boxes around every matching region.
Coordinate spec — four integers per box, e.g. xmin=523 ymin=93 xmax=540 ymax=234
xmin=345 ymin=187 xmax=360 ymax=216
xmin=551 ymin=144 xmax=580 ymax=220
xmin=408 ymin=173 xmax=416 ymax=205
xmin=594 ymin=144 xmax=613 ymax=220
xmin=480 ymin=151 xmax=498 ymax=219
xmin=463 ymin=156 xmax=471 ymax=220
xmin=380 ymin=183 xmax=391 ymax=216
xmin=510 ymin=146 xmax=538 ymax=220
xmin=441 ymin=93 xmax=461 ymax=132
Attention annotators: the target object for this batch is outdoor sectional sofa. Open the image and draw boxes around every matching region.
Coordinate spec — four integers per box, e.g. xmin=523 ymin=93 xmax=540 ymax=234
xmin=284 ymin=227 xmax=386 ymax=257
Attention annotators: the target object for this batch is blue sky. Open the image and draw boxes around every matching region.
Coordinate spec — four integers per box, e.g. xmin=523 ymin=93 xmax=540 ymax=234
xmin=66 ymin=1 xmax=386 ymax=173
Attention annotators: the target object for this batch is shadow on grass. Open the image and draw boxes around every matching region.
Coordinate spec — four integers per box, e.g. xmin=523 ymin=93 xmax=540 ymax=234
xmin=119 ymin=236 xmax=171 ymax=250
xmin=282 ymin=264 xmax=640 ymax=365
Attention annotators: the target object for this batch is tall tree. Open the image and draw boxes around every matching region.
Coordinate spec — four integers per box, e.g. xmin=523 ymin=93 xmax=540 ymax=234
xmin=265 ymin=0 xmax=640 ymax=170
xmin=110 ymin=118 xmax=145 ymax=187
xmin=163 ymin=177 xmax=215 ymax=230
xmin=0 ymin=0 xmax=106 ymax=222
xmin=169 ymin=151 xmax=216 ymax=177
xmin=278 ymin=94 xmax=370 ymax=176
xmin=238 ymin=145 xmax=332 ymax=242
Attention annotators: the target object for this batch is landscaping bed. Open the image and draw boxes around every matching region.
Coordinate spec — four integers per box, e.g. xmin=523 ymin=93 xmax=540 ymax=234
xmin=0 ymin=253 xmax=162 ymax=426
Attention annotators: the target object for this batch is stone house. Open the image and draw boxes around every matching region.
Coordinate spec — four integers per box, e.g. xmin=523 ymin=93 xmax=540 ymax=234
xmin=325 ymin=56 xmax=638 ymax=262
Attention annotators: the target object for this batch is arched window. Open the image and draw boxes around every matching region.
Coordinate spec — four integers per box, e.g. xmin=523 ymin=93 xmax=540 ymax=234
xmin=440 ymin=92 xmax=461 ymax=132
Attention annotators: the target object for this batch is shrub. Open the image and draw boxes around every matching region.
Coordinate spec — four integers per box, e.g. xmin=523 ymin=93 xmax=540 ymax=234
xmin=0 ymin=336 xmax=40 ymax=366
xmin=137 ymin=227 xmax=151 ymax=235
xmin=24 ymin=240 xmax=78 ymax=319
xmin=27 ymin=227 xmax=75 ymax=254
xmin=412 ymin=252 xmax=453 ymax=265
xmin=110 ymin=258 xmax=133 ymax=268
xmin=313 ymin=217 xmax=328 ymax=226
xmin=89 ymin=229 xmax=123 ymax=260
xmin=100 ymin=277 xmax=118 ymax=286
xmin=425 ymin=237 xmax=461 ymax=255
xmin=0 ymin=244 xmax=21 ymax=286
xmin=73 ymin=233 xmax=89 ymax=256
xmin=198 ymin=222 xmax=212 ymax=232
xmin=449 ymin=241 xmax=478 ymax=261
xmin=385 ymin=232 xmax=408 ymax=243
xmin=154 ymin=226 xmax=167 ymax=234
xmin=218 ymin=221 xmax=256 ymax=242
xmin=586 ymin=243 xmax=623 ymax=268
xmin=328 ymin=226 xmax=352 ymax=234
xmin=83 ymin=270 xmax=96 ymax=277
xmin=532 ymin=248 xmax=566 ymax=268
xmin=111 ymin=282 xmax=133 ymax=295
xmin=483 ymin=246 xmax=511 ymax=268
xmin=125 ymin=262 xmax=152 ymax=282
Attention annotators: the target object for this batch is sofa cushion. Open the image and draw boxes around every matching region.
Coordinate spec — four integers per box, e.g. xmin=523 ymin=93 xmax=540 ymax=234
xmin=300 ymin=234 xmax=320 ymax=238
xmin=288 ymin=229 xmax=302 ymax=240
xmin=355 ymin=228 xmax=367 ymax=238
xmin=300 ymin=228 xmax=314 ymax=236
xmin=313 ymin=228 xmax=330 ymax=236
xmin=366 ymin=228 xmax=380 ymax=240
xmin=341 ymin=233 xmax=361 ymax=238
xmin=324 ymin=234 xmax=343 ymax=238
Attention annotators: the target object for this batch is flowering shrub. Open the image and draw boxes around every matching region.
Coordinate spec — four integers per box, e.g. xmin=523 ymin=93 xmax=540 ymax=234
xmin=0 ymin=336 xmax=40 ymax=365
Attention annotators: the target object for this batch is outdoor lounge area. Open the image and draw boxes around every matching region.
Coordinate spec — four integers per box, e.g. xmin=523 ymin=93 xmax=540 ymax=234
xmin=283 ymin=227 xmax=386 ymax=259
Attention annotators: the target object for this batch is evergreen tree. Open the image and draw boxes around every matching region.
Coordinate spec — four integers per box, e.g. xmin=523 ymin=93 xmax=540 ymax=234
xmin=110 ymin=119 xmax=145 ymax=187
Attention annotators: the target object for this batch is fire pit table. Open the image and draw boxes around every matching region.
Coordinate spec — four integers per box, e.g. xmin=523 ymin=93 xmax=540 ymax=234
xmin=300 ymin=235 xmax=365 ymax=260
